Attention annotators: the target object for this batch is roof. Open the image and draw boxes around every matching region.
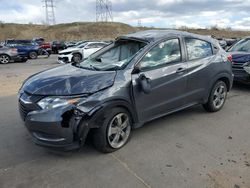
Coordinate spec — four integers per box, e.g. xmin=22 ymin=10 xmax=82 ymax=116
xmin=119 ymin=30 xmax=214 ymax=43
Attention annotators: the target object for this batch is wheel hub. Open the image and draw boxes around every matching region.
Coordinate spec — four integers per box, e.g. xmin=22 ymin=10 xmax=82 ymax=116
xmin=213 ymin=85 xmax=226 ymax=109
xmin=107 ymin=113 xmax=131 ymax=149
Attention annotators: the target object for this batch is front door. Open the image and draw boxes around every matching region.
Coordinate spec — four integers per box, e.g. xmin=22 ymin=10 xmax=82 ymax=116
xmin=132 ymin=38 xmax=188 ymax=122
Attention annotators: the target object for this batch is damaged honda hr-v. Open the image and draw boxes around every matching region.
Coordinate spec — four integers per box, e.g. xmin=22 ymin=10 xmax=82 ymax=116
xmin=18 ymin=30 xmax=233 ymax=152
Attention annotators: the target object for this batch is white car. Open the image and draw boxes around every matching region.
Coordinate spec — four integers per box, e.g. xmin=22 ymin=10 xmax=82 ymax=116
xmin=58 ymin=42 xmax=108 ymax=64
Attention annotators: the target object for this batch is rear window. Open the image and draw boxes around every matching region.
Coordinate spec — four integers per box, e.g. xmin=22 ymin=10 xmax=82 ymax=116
xmin=185 ymin=38 xmax=213 ymax=60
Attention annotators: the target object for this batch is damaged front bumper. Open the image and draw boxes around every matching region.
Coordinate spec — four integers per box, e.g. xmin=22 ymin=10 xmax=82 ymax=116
xmin=22 ymin=105 xmax=89 ymax=151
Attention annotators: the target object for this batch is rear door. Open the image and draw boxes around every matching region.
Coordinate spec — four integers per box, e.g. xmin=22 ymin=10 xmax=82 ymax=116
xmin=184 ymin=38 xmax=215 ymax=103
xmin=132 ymin=38 xmax=188 ymax=122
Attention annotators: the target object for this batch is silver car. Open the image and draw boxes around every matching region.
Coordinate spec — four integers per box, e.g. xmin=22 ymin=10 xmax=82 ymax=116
xmin=0 ymin=45 xmax=27 ymax=64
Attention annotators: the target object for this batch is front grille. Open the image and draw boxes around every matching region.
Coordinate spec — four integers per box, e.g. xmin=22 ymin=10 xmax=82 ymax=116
xmin=19 ymin=102 xmax=33 ymax=120
xmin=232 ymin=61 xmax=245 ymax=71
xmin=18 ymin=93 xmax=42 ymax=121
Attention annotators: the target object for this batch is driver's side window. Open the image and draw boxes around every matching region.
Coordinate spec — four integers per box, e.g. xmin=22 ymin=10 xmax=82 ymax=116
xmin=139 ymin=38 xmax=181 ymax=70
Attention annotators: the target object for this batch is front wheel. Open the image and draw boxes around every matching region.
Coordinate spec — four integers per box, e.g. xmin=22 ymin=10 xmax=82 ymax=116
xmin=92 ymin=107 xmax=132 ymax=153
xmin=0 ymin=54 xmax=10 ymax=64
xmin=29 ymin=52 xmax=38 ymax=59
xmin=203 ymin=80 xmax=228 ymax=112
xmin=72 ymin=53 xmax=82 ymax=63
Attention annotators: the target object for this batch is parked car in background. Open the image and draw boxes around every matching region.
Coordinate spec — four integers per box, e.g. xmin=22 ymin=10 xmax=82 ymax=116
xmin=227 ymin=37 xmax=250 ymax=84
xmin=216 ymin=38 xmax=239 ymax=50
xmin=33 ymin=38 xmax=52 ymax=55
xmin=0 ymin=45 xmax=27 ymax=64
xmin=18 ymin=30 xmax=233 ymax=152
xmin=58 ymin=41 xmax=108 ymax=63
xmin=4 ymin=40 xmax=40 ymax=59
xmin=51 ymin=41 xmax=67 ymax=54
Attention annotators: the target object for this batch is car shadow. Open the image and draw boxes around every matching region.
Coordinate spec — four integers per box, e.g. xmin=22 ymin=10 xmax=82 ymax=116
xmin=45 ymin=105 xmax=206 ymax=157
xmin=232 ymin=82 xmax=250 ymax=92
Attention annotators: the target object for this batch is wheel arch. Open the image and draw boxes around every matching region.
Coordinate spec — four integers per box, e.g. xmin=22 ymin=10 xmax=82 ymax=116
xmin=217 ymin=77 xmax=231 ymax=91
xmin=72 ymin=52 xmax=82 ymax=58
xmin=205 ymin=72 xmax=232 ymax=102
xmin=84 ymin=99 xmax=139 ymax=129
xmin=0 ymin=53 xmax=11 ymax=58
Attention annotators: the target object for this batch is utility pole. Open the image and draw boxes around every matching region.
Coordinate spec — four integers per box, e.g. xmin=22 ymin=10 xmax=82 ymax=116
xmin=96 ymin=0 xmax=113 ymax=22
xmin=42 ymin=0 xmax=56 ymax=25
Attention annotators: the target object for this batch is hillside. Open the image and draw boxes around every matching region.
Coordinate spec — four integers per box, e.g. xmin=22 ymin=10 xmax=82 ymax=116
xmin=1 ymin=22 xmax=250 ymax=41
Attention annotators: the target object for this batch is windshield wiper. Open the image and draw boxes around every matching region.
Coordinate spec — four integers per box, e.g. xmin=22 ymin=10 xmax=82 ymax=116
xmin=89 ymin=64 xmax=102 ymax=71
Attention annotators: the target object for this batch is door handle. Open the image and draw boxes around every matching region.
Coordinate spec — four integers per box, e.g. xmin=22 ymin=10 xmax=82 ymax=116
xmin=176 ymin=67 xmax=186 ymax=73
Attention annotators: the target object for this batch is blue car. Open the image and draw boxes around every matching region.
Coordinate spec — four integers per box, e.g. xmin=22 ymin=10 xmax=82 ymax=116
xmin=227 ymin=37 xmax=250 ymax=84
xmin=5 ymin=40 xmax=40 ymax=59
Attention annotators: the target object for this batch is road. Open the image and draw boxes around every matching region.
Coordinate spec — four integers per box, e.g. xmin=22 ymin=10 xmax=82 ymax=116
xmin=0 ymin=55 xmax=249 ymax=188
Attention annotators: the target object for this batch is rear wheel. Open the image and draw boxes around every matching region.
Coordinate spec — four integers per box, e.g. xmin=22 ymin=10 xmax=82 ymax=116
xmin=29 ymin=52 xmax=38 ymax=59
xmin=92 ymin=107 xmax=132 ymax=153
xmin=203 ymin=80 xmax=227 ymax=112
xmin=0 ymin=54 xmax=10 ymax=64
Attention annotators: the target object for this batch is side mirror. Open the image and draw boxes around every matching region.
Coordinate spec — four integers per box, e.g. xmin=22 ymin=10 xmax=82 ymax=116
xmin=138 ymin=74 xmax=152 ymax=94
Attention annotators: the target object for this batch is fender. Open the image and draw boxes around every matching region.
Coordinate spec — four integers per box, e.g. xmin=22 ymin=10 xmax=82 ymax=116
xmin=77 ymin=99 xmax=140 ymax=128
xmin=204 ymin=71 xmax=233 ymax=102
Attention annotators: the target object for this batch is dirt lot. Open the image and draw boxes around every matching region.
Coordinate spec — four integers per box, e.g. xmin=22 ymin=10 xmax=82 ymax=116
xmin=0 ymin=56 xmax=250 ymax=188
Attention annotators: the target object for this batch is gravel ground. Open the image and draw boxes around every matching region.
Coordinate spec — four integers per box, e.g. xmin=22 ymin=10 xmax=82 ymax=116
xmin=0 ymin=55 xmax=250 ymax=188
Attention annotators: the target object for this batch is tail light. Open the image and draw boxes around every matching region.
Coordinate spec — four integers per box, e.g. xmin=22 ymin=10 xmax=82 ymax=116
xmin=227 ymin=54 xmax=233 ymax=63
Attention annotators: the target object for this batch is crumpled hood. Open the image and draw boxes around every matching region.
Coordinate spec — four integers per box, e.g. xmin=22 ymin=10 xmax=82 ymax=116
xmin=229 ymin=51 xmax=250 ymax=63
xmin=22 ymin=64 xmax=116 ymax=96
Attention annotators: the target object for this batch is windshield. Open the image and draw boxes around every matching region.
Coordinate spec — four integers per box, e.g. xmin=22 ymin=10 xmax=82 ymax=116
xmin=76 ymin=43 xmax=87 ymax=48
xmin=228 ymin=38 xmax=250 ymax=52
xmin=78 ymin=40 xmax=146 ymax=71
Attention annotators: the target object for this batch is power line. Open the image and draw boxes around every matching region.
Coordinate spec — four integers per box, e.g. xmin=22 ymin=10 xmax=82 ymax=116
xmin=96 ymin=0 xmax=113 ymax=22
xmin=42 ymin=0 xmax=56 ymax=25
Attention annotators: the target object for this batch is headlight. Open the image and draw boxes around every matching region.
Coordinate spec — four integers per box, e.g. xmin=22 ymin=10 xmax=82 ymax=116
xmin=37 ymin=97 xmax=80 ymax=110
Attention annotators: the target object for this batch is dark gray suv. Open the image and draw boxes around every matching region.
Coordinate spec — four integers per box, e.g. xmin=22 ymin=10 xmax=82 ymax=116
xmin=18 ymin=30 xmax=233 ymax=152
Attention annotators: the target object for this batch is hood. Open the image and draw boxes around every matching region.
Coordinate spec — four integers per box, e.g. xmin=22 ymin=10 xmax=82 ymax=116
xmin=228 ymin=51 xmax=250 ymax=63
xmin=60 ymin=47 xmax=81 ymax=54
xmin=22 ymin=64 xmax=116 ymax=96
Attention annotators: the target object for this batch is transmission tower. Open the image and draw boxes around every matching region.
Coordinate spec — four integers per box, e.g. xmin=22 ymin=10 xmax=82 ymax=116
xmin=96 ymin=0 xmax=113 ymax=22
xmin=42 ymin=0 xmax=56 ymax=25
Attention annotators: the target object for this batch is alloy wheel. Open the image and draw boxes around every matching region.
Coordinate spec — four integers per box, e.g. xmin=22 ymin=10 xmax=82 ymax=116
xmin=73 ymin=54 xmax=82 ymax=63
xmin=107 ymin=113 xmax=131 ymax=149
xmin=0 ymin=55 xmax=10 ymax=64
xmin=213 ymin=84 xmax=226 ymax=109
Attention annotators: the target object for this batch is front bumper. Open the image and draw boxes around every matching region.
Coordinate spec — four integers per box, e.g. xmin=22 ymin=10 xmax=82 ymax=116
xmin=58 ymin=54 xmax=73 ymax=64
xmin=233 ymin=70 xmax=250 ymax=84
xmin=19 ymin=101 xmax=88 ymax=151
xmin=25 ymin=115 xmax=81 ymax=151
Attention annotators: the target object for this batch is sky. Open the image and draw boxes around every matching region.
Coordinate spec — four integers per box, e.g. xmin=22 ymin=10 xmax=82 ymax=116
xmin=0 ymin=0 xmax=250 ymax=30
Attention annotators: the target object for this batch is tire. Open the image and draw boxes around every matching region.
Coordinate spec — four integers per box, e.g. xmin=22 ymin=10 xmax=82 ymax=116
xmin=203 ymin=80 xmax=228 ymax=112
xmin=92 ymin=107 xmax=132 ymax=153
xmin=0 ymin=54 xmax=10 ymax=64
xmin=29 ymin=51 xmax=38 ymax=59
xmin=72 ymin=53 xmax=82 ymax=63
